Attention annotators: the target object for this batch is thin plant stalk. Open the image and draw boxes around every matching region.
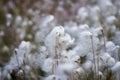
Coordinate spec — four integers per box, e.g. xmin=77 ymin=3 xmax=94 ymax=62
xmin=15 ymin=50 xmax=20 ymax=69
xmin=96 ymin=43 xmax=101 ymax=80
xmin=71 ymin=72 xmax=74 ymax=80
xmin=84 ymin=71 xmax=88 ymax=80
xmin=90 ymin=35 xmax=96 ymax=80
xmin=101 ymin=29 xmax=106 ymax=52
xmin=55 ymin=36 xmax=62 ymax=66
xmin=55 ymin=37 xmax=59 ymax=66
xmin=101 ymin=29 xmax=110 ymax=75
xmin=0 ymin=68 xmax=2 ymax=80
xmin=23 ymin=53 xmax=26 ymax=80
xmin=52 ymin=63 xmax=55 ymax=74
xmin=23 ymin=60 xmax=26 ymax=80
xmin=14 ymin=50 xmax=21 ymax=78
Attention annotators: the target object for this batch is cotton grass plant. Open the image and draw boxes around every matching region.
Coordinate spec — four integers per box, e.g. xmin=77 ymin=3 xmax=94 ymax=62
xmin=0 ymin=0 xmax=120 ymax=80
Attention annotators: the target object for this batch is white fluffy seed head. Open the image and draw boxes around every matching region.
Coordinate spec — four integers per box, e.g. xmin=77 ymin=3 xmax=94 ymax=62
xmin=18 ymin=41 xmax=31 ymax=54
xmin=97 ymin=71 xmax=104 ymax=79
xmin=17 ymin=69 xmax=23 ymax=76
xmin=78 ymin=24 xmax=89 ymax=31
xmin=44 ymin=75 xmax=61 ymax=80
xmin=45 ymin=26 xmax=65 ymax=56
xmin=82 ymin=61 xmax=92 ymax=72
xmin=71 ymin=55 xmax=80 ymax=65
xmin=101 ymin=53 xmax=111 ymax=61
xmin=80 ymin=31 xmax=93 ymax=38
xmin=74 ymin=45 xmax=90 ymax=57
xmin=59 ymin=33 xmax=74 ymax=49
xmin=106 ymin=41 xmax=115 ymax=52
xmin=41 ymin=58 xmax=54 ymax=73
xmin=40 ymin=15 xmax=54 ymax=27
xmin=56 ymin=63 xmax=77 ymax=75
xmin=52 ymin=26 xmax=64 ymax=37
xmin=45 ymin=26 xmax=64 ymax=41
xmin=107 ymin=57 xmax=115 ymax=67
xmin=111 ymin=62 xmax=120 ymax=72
xmin=73 ymin=67 xmax=85 ymax=75
xmin=77 ymin=7 xmax=89 ymax=20
xmin=106 ymin=16 xmax=116 ymax=24
xmin=100 ymin=53 xmax=115 ymax=67
xmin=15 ymin=16 xmax=22 ymax=25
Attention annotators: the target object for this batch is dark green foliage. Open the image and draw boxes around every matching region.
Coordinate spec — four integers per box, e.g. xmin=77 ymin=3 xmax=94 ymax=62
xmin=0 ymin=10 xmax=6 ymax=25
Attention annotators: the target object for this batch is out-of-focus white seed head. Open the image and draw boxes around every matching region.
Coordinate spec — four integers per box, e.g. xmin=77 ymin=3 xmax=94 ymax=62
xmin=2 ymin=46 xmax=9 ymax=52
xmin=80 ymin=31 xmax=93 ymax=38
xmin=59 ymin=33 xmax=74 ymax=49
xmin=106 ymin=16 xmax=117 ymax=24
xmin=56 ymin=63 xmax=77 ymax=75
xmin=111 ymin=62 xmax=120 ymax=72
xmin=73 ymin=67 xmax=85 ymax=75
xmin=41 ymin=58 xmax=54 ymax=73
xmin=107 ymin=57 xmax=115 ymax=67
xmin=101 ymin=53 xmax=111 ymax=60
xmin=78 ymin=24 xmax=89 ymax=31
xmin=17 ymin=69 xmax=23 ymax=76
xmin=71 ymin=55 xmax=80 ymax=65
xmin=97 ymin=71 xmax=104 ymax=79
xmin=106 ymin=41 xmax=115 ymax=53
xmin=18 ymin=41 xmax=31 ymax=54
xmin=82 ymin=61 xmax=92 ymax=72
xmin=7 ymin=73 xmax=11 ymax=80
xmin=44 ymin=75 xmax=61 ymax=80
xmin=45 ymin=26 xmax=65 ymax=57
xmin=95 ymin=27 xmax=103 ymax=33
xmin=100 ymin=52 xmax=115 ymax=67
xmin=15 ymin=16 xmax=22 ymax=25
xmin=25 ymin=65 xmax=31 ymax=73
xmin=74 ymin=45 xmax=89 ymax=57
xmin=40 ymin=15 xmax=54 ymax=27
xmin=77 ymin=7 xmax=89 ymax=21
xmin=21 ymin=20 xmax=28 ymax=27
xmin=6 ymin=13 xmax=12 ymax=27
